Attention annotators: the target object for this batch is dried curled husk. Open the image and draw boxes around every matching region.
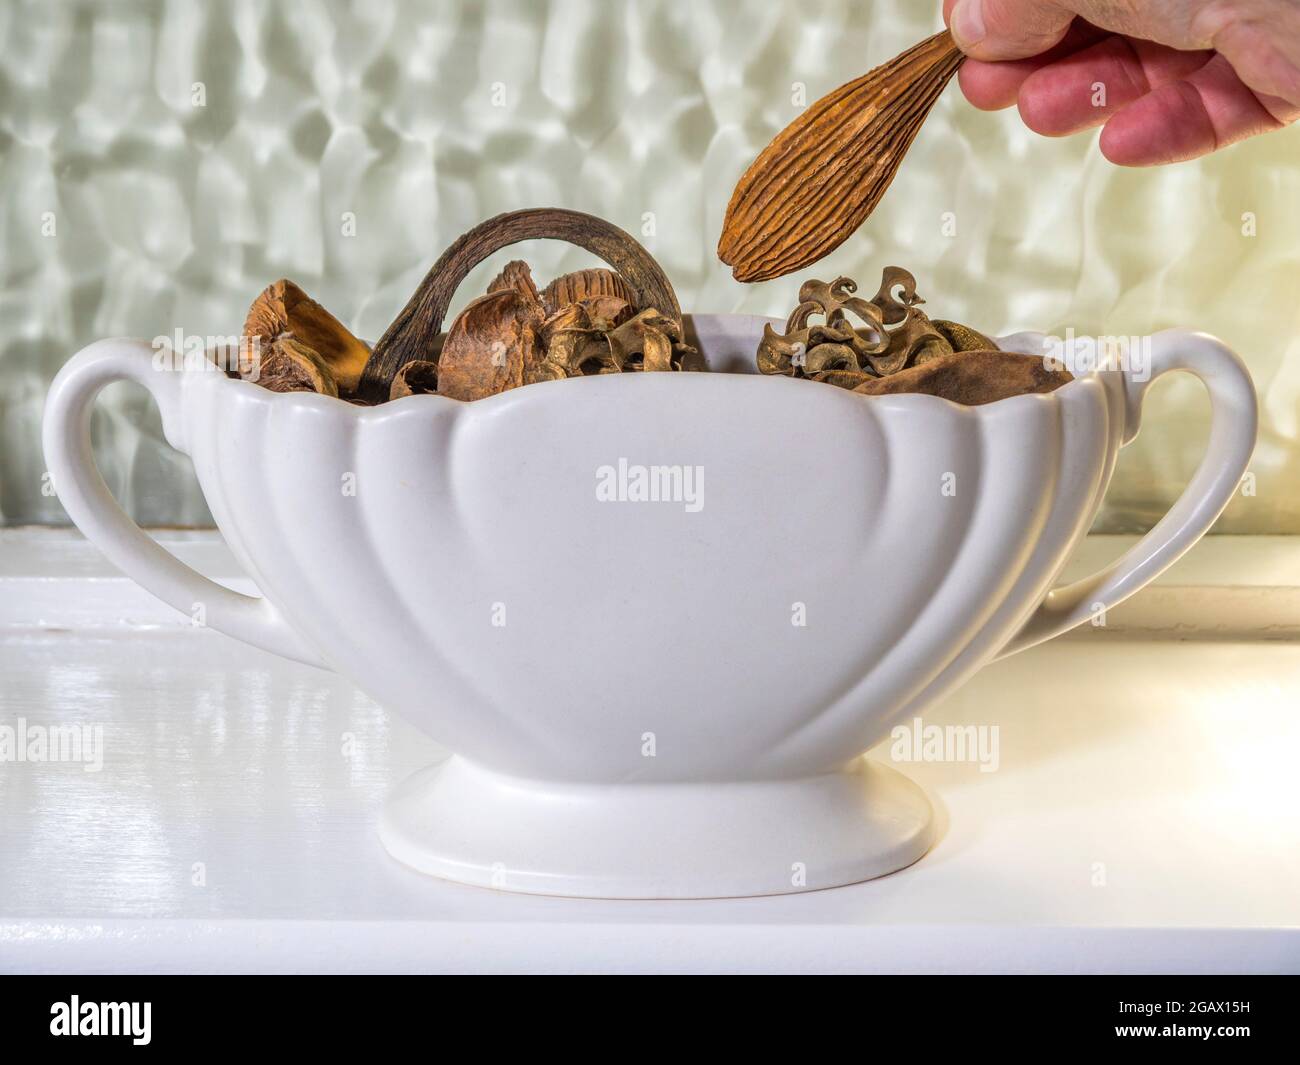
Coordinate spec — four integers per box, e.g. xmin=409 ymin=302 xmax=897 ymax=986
xmin=389 ymin=359 xmax=441 ymax=400
xmin=436 ymin=288 xmax=544 ymax=401
xmin=243 ymin=279 xmax=369 ymax=395
xmin=255 ymin=336 xmax=339 ymax=397
xmin=757 ymin=266 xmax=1071 ymax=405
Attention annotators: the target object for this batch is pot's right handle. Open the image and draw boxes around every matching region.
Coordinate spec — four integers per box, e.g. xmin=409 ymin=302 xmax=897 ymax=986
xmin=998 ymin=328 xmax=1257 ymax=658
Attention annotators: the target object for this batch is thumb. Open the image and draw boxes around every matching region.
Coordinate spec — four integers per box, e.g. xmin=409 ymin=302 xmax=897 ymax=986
xmin=946 ymin=0 xmax=1076 ymax=61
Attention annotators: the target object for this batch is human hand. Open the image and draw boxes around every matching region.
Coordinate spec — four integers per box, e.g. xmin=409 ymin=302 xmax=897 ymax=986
xmin=942 ymin=0 xmax=1300 ymax=164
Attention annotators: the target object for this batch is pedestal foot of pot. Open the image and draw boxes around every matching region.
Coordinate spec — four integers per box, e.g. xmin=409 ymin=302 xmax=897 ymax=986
xmin=379 ymin=756 xmax=935 ymax=899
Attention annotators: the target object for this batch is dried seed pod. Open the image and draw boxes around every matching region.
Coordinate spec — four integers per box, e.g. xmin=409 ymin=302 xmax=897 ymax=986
xmin=244 ymin=279 xmax=370 ymax=393
xmin=871 ymin=267 xmax=925 ymax=326
xmin=885 ymin=311 xmax=953 ymax=367
xmin=673 ymin=345 xmax=706 ymax=372
xmin=933 ymin=319 xmax=997 ymax=353
xmin=573 ymin=334 xmax=621 ymax=376
xmin=254 ymin=337 xmax=339 ymax=396
xmin=854 ymin=350 xmax=1073 ymax=405
xmin=436 ymin=289 xmax=543 ymax=401
xmin=605 ymin=317 xmax=652 ymax=370
xmin=757 ymin=323 xmax=803 ymax=376
xmin=525 ymin=357 xmax=569 ymax=385
xmin=389 ymin=360 xmax=441 ymax=400
xmin=763 ymin=272 xmax=903 ymax=380
xmin=546 ymin=325 xmax=593 ymax=374
xmin=573 ymin=295 xmax=634 ymax=330
xmin=803 ymin=342 xmax=860 ymax=375
xmin=541 ymin=268 xmax=637 ymax=317
xmin=487 ymin=260 xmax=543 ymax=312
xmin=540 ymin=303 xmax=593 ymax=347
xmin=796 ymin=276 xmax=886 ymax=339
xmin=603 ymin=309 xmax=697 ymax=374
xmin=719 ymin=31 xmax=964 ymax=282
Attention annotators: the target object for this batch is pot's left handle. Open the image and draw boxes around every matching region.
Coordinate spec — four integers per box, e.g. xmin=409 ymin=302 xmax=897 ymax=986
xmin=42 ymin=338 xmax=329 ymax=669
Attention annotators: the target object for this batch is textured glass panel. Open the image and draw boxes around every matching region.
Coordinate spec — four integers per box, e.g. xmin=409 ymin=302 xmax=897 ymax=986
xmin=1 ymin=0 xmax=1297 ymax=530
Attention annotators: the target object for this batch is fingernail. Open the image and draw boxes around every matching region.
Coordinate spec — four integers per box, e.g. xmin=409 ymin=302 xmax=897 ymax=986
xmin=950 ymin=0 xmax=987 ymax=48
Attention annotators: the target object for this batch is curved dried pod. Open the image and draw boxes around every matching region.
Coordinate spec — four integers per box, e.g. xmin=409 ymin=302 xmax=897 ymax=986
xmin=673 ymin=344 xmax=706 ymax=372
xmin=540 ymin=302 xmax=592 ymax=347
xmin=803 ymin=342 xmax=860 ymax=375
xmin=244 ymin=279 xmax=370 ymax=393
xmin=608 ymin=309 xmax=678 ymax=373
xmin=360 ymin=209 xmax=681 ymax=402
xmin=253 ymin=337 xmax=339 ymax=396
xmin=822 ymin=315 xmax=890 ymax=363
xmin=389 ymin=360 xmax=441 ymax=400
xmin=933 ymin=319 xmax=996 ymax=353
xmin=574 ymin=295 xmax=634 ymax=331
xmin=796 ymin=277 xmax=848 ymax=312
xmin=798 ymin=276 xmax=884 ymax=333
xmin=542 ymin=268 xmax=637 ymax=317
xmin=887 ymin=311 xmax=953 ymax=368
xmin=567 ymin=332 xmax=620 ymax=376
xmin=719 ymin=31 xmax=964 ymax=282
xmin=854 ymin=350 xmax=1073 ymax=405
xmin=785 ymin=300 xmax=824 ymax=333
xmin=757 ymin=323 xmax=806 ymax=376
xmin=488 ymin=259 xmax=543 ymax=312
xmin=804 ymin=322 xmax=864 ymax=369
xmin=862 ymin=344 xmax=911 ymax=378
xmin=871 ymin=266 xmax=925 ymax=326
xmin=525 ymin=357 xmax=569 ymax=385
xmin=544 ymin=327 xmax=589 ymax=375
xmin=786 ymin=276 xmax=889 ymax=359
xmin=436 ymin=289 xmax=544 ymax=401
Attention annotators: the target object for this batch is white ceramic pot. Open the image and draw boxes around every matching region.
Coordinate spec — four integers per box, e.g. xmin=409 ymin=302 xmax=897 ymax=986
xmin=43 ymin=316 xmax=1257 ymax=898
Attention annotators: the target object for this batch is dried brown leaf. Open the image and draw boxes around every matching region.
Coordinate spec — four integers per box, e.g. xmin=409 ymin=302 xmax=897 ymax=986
xmin=854 ymin=350 xmax=1073 ymax=405
xmin=389 ymin=360 xmax=441 ymax=400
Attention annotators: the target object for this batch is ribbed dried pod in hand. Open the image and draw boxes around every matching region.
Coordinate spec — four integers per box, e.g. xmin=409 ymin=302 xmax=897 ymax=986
xmin=719 ymin=31 xmax=965 ymax=282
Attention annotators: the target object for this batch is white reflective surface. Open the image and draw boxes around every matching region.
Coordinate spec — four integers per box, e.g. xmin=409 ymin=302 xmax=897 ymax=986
xmin=2 ymin=604 xmax=1298 ymax=970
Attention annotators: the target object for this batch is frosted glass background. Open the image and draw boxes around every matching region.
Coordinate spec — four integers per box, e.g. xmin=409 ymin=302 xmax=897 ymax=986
xmin=2 ymin=0 xmax=1297 ymax=530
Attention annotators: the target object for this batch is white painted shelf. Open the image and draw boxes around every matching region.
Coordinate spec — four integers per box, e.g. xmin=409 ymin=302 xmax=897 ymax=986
xmin=1 ymin=530 xmax=1298 ymax=973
